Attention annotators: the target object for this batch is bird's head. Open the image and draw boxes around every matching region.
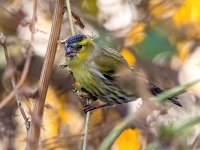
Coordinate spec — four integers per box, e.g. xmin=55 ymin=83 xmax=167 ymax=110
xmin=64 ymin=34 xmax=94 ymax=58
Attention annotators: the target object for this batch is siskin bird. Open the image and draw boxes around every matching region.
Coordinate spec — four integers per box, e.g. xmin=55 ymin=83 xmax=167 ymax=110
xmin=62 ymin=34 xmax=182 ymax=112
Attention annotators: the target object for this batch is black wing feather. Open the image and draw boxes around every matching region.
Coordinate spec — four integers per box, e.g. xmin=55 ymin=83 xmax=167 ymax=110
xmin=148 ymin=82 xmax=182 ymax=107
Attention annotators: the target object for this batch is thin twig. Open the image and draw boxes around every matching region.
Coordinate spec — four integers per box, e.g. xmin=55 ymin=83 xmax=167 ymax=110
xmin=66 ymin=0 xmax=75 ymax=35
xmin=11 ymin=77 xmax=30 ymax=131
xmin=30 ymin=0 xmax=37 ymax=36
xmin=26 ymin=0 xmax=64 ymax=150
xmin=0 ymin=33 xmax=30 ymax=131
xmin=0 ymin=41 xmax=32 ymax=110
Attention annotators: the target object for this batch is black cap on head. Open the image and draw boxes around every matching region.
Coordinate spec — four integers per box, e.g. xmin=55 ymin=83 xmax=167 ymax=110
xmin=64 ymin=34 xmax=87 ymax=57
xmin=66 ymin=34 xmax=87 ymax=46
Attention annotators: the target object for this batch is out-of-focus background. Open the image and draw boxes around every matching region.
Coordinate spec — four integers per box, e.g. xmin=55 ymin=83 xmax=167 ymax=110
xmin=0 ymin=0 xmax=200 ymax=149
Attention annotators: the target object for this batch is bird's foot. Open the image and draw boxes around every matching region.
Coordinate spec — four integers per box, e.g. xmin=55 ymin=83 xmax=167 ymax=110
xmin=83 ymin=103 xmax=109 ymax=113
xmin=83 ymin=104 xmax=97 ymax=113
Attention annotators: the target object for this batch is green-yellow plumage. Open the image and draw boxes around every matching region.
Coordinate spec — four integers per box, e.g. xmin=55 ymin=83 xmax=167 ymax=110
xmin=63 ymin=34 xmax=182 ymax=111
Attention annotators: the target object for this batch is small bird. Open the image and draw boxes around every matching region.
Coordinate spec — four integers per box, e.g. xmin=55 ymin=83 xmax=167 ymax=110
xmin=62 ymin=34 xmax=182 ymax=112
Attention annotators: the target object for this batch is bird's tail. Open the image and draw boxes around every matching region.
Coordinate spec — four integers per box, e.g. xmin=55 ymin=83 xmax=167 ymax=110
xmin=148 ymin=82 xmax=182 ymax=107
xmin=130 ymin=67 xmax=182 ymax=107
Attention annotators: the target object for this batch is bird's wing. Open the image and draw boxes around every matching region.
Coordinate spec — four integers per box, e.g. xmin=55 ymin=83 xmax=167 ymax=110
xmin=93 ymin=44 xmax=129 ymax=77
xmin=92 ymin=45 xmax=137 ymax=98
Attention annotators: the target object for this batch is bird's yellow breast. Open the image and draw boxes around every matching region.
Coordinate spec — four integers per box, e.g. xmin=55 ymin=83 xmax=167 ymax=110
xmin=68 ymin=50 xmax=97 ymax=92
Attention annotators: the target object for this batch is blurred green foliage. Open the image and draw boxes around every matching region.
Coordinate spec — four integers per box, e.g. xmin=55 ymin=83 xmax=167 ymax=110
xmin=137 ymin=27 xmax=176 ymax=60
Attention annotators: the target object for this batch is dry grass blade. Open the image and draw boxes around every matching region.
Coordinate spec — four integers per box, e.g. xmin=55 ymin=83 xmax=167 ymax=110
xmin=26 ymin=0 xmax=65 ymax=149
xmin=71 ymin=11 xmax=85 ymax=29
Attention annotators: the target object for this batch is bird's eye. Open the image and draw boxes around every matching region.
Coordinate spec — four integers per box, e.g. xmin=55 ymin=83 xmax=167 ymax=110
xmin=77 ymin=45 xmax=82 ymax=49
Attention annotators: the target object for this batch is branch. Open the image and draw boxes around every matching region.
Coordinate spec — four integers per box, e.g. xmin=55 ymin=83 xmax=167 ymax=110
xmin=0 ymin=41 xmax=32 ymax=110
xmin=26 ymin=0 xmax=65 ymax=149
xmin=0 ymin=33 xmax=30 ymax=131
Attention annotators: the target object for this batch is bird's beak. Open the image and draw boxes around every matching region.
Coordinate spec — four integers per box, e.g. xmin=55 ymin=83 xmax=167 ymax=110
xmin=66 ymin=47 xmax=71 ymax=56
xmin=65 ymin=47 xmax=77 ymax=58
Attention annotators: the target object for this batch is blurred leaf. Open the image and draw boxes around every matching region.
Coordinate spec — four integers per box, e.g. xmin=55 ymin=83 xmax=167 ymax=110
xmin=113 ymin=128 xmax=141 ymax=150
xmin=42 ymin=86 xmax=84 ymax=140
xmin=173 ymin=0 xmax=200 ymax=26
xmin=136 ymin=27 xmax=176 ymax=60
xmin=124 ymin=23 xmax=146 ymax=47
xmin=0 ymin=47 xmax=6 ymax=70
xmin=177 ymin=41 xmax=193 ymax=61
xmin=121 ymin=48 xmax=136 ymax=66
xmin=149 ymin=0 xmax=178 ymax=19
xmin=94 ymin=36 xmax=115 ymax=49
xmin=172 ymin=0 xmax=200 ymax=39
xmin=78 ymin=0 xmax=98 ymax=16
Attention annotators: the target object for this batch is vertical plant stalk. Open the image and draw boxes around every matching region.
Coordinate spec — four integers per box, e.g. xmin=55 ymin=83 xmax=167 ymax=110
xmin=65 ymin=0 xmax=90 ymax=149
xmin=66 ymin=0 xmax=75 ymax=35
xmin=82 ymin=100 xmax=91 ymax=150
xmin=26 ymin=0 xmax=64 ymax=150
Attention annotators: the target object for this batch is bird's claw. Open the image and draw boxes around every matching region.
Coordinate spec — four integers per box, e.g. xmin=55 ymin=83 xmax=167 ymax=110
xmin=83 ymin=104 xmax=96 ymax=113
